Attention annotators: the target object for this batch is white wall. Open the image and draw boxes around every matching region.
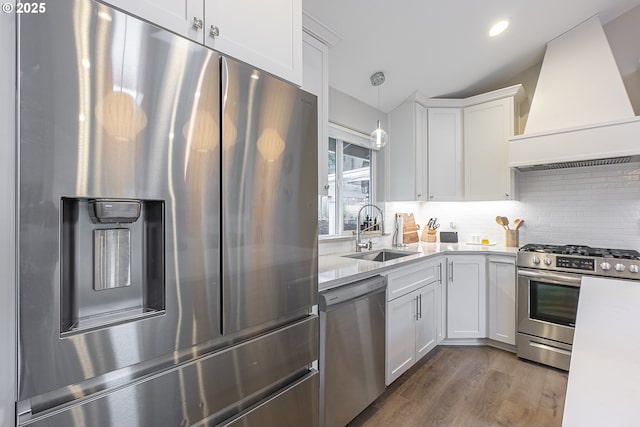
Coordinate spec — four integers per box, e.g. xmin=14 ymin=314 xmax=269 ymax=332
xmin=328 ymin=86 xmax=388 ymax=135
xmin=605 ymin=4 xmax=640 ymax=115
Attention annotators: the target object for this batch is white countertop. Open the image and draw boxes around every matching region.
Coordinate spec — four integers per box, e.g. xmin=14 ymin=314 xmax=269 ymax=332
xmin=563 ymin=276 xmax=640 ymax=427
xmin=319 ymin=242 xmax=518 ymax=291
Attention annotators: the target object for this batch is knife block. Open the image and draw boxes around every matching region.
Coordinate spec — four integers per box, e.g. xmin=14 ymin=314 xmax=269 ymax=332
xmin=505 ymin=230 xmax=519 ymax=247
xmin=421 ymin=228 xmax=437 ymax=242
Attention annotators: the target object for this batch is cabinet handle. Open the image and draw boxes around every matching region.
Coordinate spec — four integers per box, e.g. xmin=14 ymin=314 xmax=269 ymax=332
xmin=415 ymin=297 xmax=419 ymax=320
xmin=209 ymin=25 xmax=220 ymax=38
xmin=192 ymin=17 xmax=203 ymax=30
xmin=438 ymin=263 xmax=442 ymax=283
xmin=323 ymin=184 xmax=330 ymax=190
xmin=418 ymin=294 xmax=422 ymax=320
xmin=417 ymin=193 xmax=422 ymax=198
xmin=504 ymin=192 xmax=510 ymax=199
xmin=429 ymin=195 xmax=434 ymax=199
xmin=449 ymin=261 xmax=454 ymax=282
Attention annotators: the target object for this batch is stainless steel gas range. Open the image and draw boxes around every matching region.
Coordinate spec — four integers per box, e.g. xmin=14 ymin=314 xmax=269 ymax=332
xmin=516 ymin=244 xmax=640 ymax=370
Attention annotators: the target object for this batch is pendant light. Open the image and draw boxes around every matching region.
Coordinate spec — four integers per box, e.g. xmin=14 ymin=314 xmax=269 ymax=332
xmin=369 ymin=71 xmax=388 ymax=149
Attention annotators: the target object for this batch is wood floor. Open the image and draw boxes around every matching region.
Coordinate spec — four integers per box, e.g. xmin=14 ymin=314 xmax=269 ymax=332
xmin=347 ymin=346 xmax=568 ymax=427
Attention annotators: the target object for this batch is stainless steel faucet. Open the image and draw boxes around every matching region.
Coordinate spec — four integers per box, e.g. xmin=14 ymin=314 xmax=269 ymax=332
xmin=355 ymin=204 xmax=384 ymax=252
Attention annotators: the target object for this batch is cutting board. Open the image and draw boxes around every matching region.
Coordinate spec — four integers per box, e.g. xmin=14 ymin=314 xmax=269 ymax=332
xmin=399 ymin=213 xmax=419 ymax=244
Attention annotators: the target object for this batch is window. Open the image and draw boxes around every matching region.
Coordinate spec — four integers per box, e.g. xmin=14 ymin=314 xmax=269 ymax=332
xmin=319 ymin=126 xmax=377 ymax=236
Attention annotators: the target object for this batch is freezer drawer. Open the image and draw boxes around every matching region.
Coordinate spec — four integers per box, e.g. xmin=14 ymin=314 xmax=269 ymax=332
xmin=19 ymin=316 xmax=318 ymax=427
xmin=218 ymin=371 xmax=319 ymax=427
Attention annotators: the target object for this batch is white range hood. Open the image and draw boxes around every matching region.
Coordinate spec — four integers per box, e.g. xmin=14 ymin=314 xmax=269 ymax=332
xmin=509 ymin=16 xmax=640 ymax=170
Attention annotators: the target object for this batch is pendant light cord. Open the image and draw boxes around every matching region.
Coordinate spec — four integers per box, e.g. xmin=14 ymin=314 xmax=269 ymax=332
xmin=120 ymin=17 xmax=127 ymax=93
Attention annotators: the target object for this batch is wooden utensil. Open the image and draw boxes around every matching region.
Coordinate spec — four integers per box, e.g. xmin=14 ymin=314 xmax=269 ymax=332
xmin=495 ymin=216 xmax=509 ymax=230
xmin=513 ymin=218 xmax=524 ymax=230
xmin=501 ymin=216 xmax=510 ymax=230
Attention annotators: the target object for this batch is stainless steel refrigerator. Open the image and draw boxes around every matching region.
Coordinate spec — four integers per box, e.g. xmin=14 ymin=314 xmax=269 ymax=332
xmin=16 ymin=0 xmax=318 ymax=425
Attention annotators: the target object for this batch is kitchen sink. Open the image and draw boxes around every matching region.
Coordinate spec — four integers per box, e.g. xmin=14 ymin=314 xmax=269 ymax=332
xmin=342 ymin=249 xmax=420 ymax=262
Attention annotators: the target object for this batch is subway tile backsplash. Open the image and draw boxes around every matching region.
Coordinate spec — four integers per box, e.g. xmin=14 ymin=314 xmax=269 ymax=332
xmin=321 ymin=162 xmax=640 ymax=255
xmin=516 ymin=163 xmax=640 ymax=249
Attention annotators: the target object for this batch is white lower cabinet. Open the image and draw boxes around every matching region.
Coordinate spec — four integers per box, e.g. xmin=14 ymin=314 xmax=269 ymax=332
xmin=385 ymin=259 xmax=440 ymax=385
xmin=384 ymin=253 xmax=514 ymax=385
xmin=415 ymin=283 xmax=438 ymax=359
xmin=446 ymin=255 xmax=487 ymax=339
xmin=488 ymin=256 xmax=516 ymax=345
xmin=386 ymin=290 xmax=418 ymax=384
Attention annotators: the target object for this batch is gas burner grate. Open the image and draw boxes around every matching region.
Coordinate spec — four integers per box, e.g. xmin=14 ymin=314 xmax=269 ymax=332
xmin=520 ymin=244 xmax=640 ymax=260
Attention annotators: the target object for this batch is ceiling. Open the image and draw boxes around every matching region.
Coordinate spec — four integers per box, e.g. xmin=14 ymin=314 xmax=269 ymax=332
xmin=302 ymin=0 xmax=640 ymax=113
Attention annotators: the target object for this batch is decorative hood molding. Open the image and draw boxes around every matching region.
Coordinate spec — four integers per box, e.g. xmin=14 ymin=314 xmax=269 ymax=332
xmin=509 ymin=16 xmax=640 ymax=169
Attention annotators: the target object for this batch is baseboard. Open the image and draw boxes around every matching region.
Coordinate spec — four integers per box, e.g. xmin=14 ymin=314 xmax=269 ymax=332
xmin=440 ymin=338 xmax=516 ymax=354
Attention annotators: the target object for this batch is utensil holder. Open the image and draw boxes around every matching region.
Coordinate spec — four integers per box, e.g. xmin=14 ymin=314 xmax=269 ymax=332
xmin=505 ymin=230 xmax=519 ymax=247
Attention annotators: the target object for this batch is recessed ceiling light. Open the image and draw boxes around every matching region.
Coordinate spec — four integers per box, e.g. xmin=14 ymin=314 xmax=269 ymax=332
xmin=489 ymin=20 xmax=510 ymax=37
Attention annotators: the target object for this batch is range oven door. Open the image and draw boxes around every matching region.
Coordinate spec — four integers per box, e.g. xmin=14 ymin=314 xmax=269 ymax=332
xmin=517 ymin=268 xmax=581 ymax=345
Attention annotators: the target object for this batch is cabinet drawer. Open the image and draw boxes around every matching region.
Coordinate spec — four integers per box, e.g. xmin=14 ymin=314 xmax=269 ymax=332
xmin=386 ymin=260 xmax=439 ymax=301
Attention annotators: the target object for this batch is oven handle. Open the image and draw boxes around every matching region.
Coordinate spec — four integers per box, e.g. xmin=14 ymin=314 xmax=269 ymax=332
xmin=517 ymin=269 xmax=582 ymax=286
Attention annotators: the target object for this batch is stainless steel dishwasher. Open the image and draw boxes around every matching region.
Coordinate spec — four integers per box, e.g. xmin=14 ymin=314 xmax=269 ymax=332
xmin=319 ymin=275 xmax=386 ymax=427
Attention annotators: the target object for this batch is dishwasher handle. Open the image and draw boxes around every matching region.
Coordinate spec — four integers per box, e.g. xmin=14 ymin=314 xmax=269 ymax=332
xmin=319 ymin=276 xmax=387 ymax=310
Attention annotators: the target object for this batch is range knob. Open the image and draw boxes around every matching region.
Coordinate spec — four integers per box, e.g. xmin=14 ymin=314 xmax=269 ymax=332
xmin=600 ymin=262 xmax=611 ymax=271
xmin=532 ymin=256 xmax=541 ymax=265
xmin=614 ymin=263 xmax=626 ymax=272
xmin=544 ymin=257 xmax=552 ymax=266
xmin=629 ymin=265 xmax=639 ymax=274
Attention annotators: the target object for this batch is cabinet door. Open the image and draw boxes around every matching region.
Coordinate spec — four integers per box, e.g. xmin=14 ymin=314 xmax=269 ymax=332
xmin=427 ymin=108 xmax=463 ymax=201
xmin=386 ymin=291 xmax=416 ymax=385
xmin=447 ymin=256 xmax=487 ymax=339
xmin=464 ymin=98 xmax=516 ymax=200
xmin=102 ymin=0 xmax=204 ymax=43
xmin=388 ymin=102 xmax=427 ymax=201
xmin=205 ymin=0 xmax=302 ymax=85
xmin=302 ymin=33 xmax=329 ymax=195
xmin=415 ymin=283 xmax=437 ymax=360
xmin=488 ymin=257 xmax=516 ymax=345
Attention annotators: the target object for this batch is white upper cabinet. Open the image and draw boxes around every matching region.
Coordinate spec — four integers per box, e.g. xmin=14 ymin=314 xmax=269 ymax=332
xmin=101 ymin=0 xmax=302 ymax=85
xmin=387 ymin=103 xmax=462 ymax=202
xmin=204 ymin=0 xmax=302 ymax=85
xmin=464 ymin=86 xmax=524 ymax=201
xmin=101 ymin=0 xmax=203 ymax=42
xmin=427 ymin=108 xmax=463 ymax=201
xmin=302 ymin=32 xmax=329 ymax=195
xmin=388 ymin=102 xmax=428 ymax=201
xmin=386 ymin=85 xmax=522 ymax=203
